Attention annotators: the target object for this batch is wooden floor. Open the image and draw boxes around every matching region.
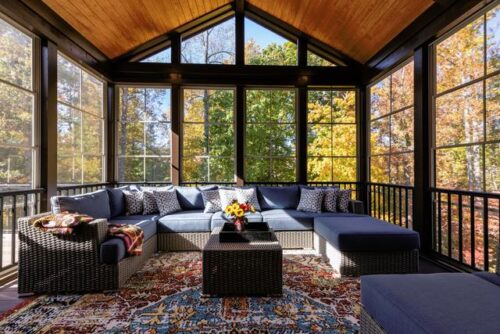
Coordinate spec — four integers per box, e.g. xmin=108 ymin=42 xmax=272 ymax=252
xmin=0 ymin=257 xmax=450 ymax=316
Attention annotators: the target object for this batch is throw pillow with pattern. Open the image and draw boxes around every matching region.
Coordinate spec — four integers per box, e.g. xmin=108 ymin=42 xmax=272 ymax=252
xmin=143 ymin=190 xmax=159 ymax=215
xmin=323 ymin=188 xmax=340 ymax=212
xmin=338 ymin=189 xmax=352 ymax=213
xmin=219 ymin=188 xmax=237 ymax=210
xmin=236 ymin=187 xmax=261 ymax=211
xmin=201 ymin=189 xmax=222 ymax=213
xmin=297 ymin=188 xmax=324 ymax=213
xmin=153 ymin=190 xmax=182 ymax=216
xmin=123 ymin=190 xmax=144 ymax=215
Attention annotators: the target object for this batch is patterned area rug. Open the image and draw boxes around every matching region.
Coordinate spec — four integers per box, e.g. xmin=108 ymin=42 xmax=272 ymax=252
xmin=0 ymin=253 xmax=360 ymax=333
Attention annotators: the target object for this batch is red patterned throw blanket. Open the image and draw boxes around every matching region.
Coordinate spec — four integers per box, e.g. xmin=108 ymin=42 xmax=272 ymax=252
xmin=107 ymin=224 xmax=144 ymax=256
xmin=31 ymin=213 xmax=144 ymax=256
xmin=31 ymin=212 xmax=93 ymax=235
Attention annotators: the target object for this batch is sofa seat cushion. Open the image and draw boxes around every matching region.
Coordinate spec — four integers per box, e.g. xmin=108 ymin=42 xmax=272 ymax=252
xmin=100 ymin=216 xmax=158 ymax=264
xmin=109 ymin=215 xmax=159 ymax=240
xmin=361 ymin=273 xmax=500 ymax=334
xmin=158 ymin=210 xmax=212 ymax=232
xmin=472 ymin=271 xmax=500 ymax=287
xmin=51 ymin=189 xmax=111 ymax=219
xmin=314 ymin=216 xmax=419 ymax=251
xmin=210 ymin=211 xmax=263 ymax=230
xmin=261 ymin=209 xmax=314 ymax=231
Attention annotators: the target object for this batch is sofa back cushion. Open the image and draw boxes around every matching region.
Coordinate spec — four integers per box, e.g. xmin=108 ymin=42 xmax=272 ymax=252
xmin=51 ymin=189 xmax=111 ymax=219
xmin=175 ymin=186 xmax=217 ymax=210
xmin=257 ymin=185 xmax=300 ymax=210
xmin=107 ymin=186 xmax=130 ymax=217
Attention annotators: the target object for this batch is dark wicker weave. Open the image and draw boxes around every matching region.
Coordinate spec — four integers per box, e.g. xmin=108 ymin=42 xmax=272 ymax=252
xmin=315 ymin=233 xmax=419 ymax=276
xmin=18 ymin=213 xmax=156 ymax=294
xmin=361 ymin=307 xmax=387 ymax=334
xmin=202 ymin=227 xmax=283 ymax=297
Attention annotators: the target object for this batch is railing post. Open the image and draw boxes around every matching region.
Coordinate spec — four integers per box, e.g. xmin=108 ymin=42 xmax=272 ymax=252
xmin=40 ymin=39 xmax=58 ymax=211
xmin=413 ymin=44 xmax=433 ymax=254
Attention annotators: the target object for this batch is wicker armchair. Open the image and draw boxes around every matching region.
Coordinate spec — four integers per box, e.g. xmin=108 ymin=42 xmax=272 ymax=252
xmin=18 ymin=213 xmax=156 ymax=294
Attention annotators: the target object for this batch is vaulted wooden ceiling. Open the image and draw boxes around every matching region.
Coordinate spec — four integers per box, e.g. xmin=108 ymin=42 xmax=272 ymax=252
xmin=42 ymin=0 xmax=434 ymax=63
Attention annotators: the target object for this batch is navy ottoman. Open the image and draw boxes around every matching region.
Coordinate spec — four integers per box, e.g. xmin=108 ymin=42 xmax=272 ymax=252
xmin=314 ymin=215 xmax=420 ymax=276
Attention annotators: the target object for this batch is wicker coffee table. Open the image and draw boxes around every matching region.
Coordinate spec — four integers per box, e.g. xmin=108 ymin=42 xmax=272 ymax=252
xmin=202 ymin=226 xmax=283 ymax=297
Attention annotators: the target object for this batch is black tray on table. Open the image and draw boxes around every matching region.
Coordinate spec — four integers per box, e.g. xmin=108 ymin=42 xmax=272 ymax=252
xmin=219 ymin=222 xmax=273 ymax=242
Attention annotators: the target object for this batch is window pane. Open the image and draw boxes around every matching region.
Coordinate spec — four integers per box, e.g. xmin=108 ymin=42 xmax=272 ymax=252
xmin=57 ymin=156 xmax=81 ymax=185
xmin=436 ymin=146 xmax=483 ymax=191
xmin=435 ymin=82 xmax=483 ymax=147
xmin=370 ymin=77 xmax=390 ymax=119
xmin=333 ymin=157 xmax=357 ymax=182
xmin=0 ymin=18 xmax=32 ymax=90
xmin=183 ymin=123 xmax=207 ymax=156
xmin=57 ymin=105 xmax=81 ymax=157
xmin=487 ymin=5 xmax=500 ymax=73
xmin=146 ymin=157 xmax=171 ymax=182
xmin=332 ymin=91 xmax=356 ymax=123
xmin=307 ymin=51 xmax=335 ymax=66
xmin=485 ymin=143 xmax=499 ymax=192
xmin=57 ymin=55 xmax=81 ymax=107
xmin=146 ymin=123 xmax=170 ymax=156
xmin=308 ymin=158 xmax=332 ymax=182
xmin=118 ymin=122 xmax=143 ymax=155
xmin=82 ymin=113 xmax=102 ymax=156
xmin=141 ymin=48 xmax=171 ymax=63
xmin=0 ymin=147 xmax=32 ymax=188
xmin=436 ymin=15 xmax=484 ymax=93
xmin=182 ymin=18 xmax=235 ymax=64
xmin=486 ymin=75 xmax=500 ymax=141
xmin=208 ymin=157 xmax=234 ymax=182
xmin=81 ymin=71 xmax=103 ymax=116
xmin=117 ymin=157 xmax=144 ymax=182
xmin=390 ymin=153 xmax=414 ymax=185
xmin=391 ymin=61 xmax=414 ymax=110
xmin=308 ymin=90 xmax=332 ymax=123
xmin=308 ymin=124 xmax=332 ymax=156
xmin=245 ymin=89 xmax=296 ymax=181
xmin=245 ymin=18 xmax=297 ymax=66
xmin=183 ymin=157 xmax=208 ymax=182
xmin=0 ymin=81 xmax=33 ymax=147
xmin=332 ymin=124 xmax=356 ymax=157
xmin=391 ymin=108 xmax=414 ymax=152
xmin=370 ymin=117 xmax=390 ymax=155
xmin=118 ymin=87 xmax=171 ymax=182
xmin=83 ymin=156 xmax=102 ymax=183
xmin=370 ymin=155 xmax=390 ymax=184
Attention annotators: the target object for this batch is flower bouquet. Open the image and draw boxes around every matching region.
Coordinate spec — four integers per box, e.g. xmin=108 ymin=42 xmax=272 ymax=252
xmin=224 ymin=200 xmax=256 ymax=231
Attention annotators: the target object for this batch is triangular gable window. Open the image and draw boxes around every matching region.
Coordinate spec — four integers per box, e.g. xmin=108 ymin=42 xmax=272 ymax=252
xmin=140 ymin=48 xmax=171 ymax=63
xmin=245 ymin=18 xmax=297 ymax=66
xmin=307 ymin=50 xmax=336 ymax=66
xmin=181 ymin=18 xmax=235 ymax=64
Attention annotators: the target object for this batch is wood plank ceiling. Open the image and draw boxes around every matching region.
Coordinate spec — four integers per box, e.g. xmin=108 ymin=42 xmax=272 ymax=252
xmin=42 ymin=0 xmax=434 ymax=63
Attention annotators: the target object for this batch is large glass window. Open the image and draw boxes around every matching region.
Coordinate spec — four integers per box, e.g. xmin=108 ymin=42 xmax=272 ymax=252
xmin=57 ymin=54 xmax=105 ymax=185
xmin=245 ymin=18 xmax=297 ymax=66
xmin=117 ymin=87 xmax=171 ymax=182
xmin=434 ymin=4 xmax=499 ymax=192
xmin=307 ymin=51 xmax=336 ymax=67
xmin=0 ymin=17 xmax=35 ymax=190
xmin=245 ymin=89 xmax=296 ymax=181
xmin=307 ymin=90 xmax=357 ymax=181
xmin=181 ymin=18 xmax=235 ymax=64
xmin=182 ymin=88 xmax=235 ymax=182
xmin=369 ymin=60 xmax=414 ymax=185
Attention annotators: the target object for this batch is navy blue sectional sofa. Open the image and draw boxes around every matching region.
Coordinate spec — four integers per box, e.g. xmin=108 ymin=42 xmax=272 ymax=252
xmin=360 ymin=247 xmax=500 ymax=334
xmin=18 ymin=184 xmax=420 ymax=293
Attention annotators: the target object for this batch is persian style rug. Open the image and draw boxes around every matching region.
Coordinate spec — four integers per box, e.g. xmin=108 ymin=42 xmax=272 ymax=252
xmin=0 ymin=253 xmax=360 ymax=333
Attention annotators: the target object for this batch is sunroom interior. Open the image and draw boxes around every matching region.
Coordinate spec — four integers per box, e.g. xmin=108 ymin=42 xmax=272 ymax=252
xmin=0 ymin=0 xmax=498 ymax=333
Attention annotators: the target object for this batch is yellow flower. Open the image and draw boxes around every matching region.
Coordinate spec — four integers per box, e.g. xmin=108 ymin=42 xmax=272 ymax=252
xmin=231 ymin=203 xmax=240 ymax=211
xmin=235 ymin=209 xmax=244 ymax=218
xmin=225 ymin=206 xmax=234 ymax=215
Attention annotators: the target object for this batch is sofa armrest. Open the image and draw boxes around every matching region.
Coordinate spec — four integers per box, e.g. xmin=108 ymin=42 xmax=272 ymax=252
xmin=349 ymin=200 xmax=365 ymax=214
xmin=18 ymin=213 xmax=108 ymax=245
